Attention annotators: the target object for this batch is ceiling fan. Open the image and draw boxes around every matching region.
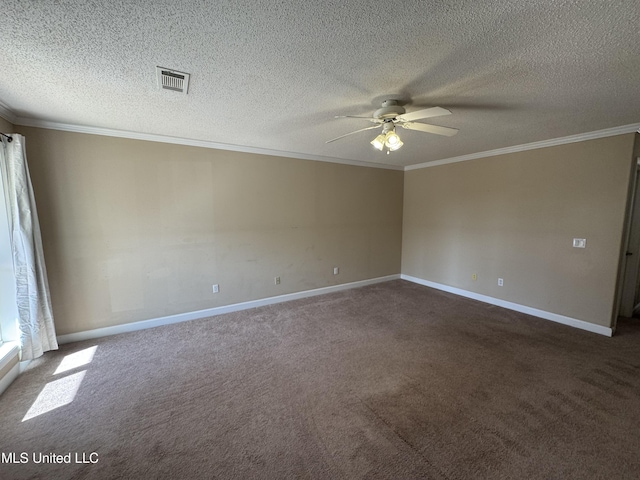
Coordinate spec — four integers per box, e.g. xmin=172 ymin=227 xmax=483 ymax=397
xmin=327 ymin=99 xmax=458 ymax=153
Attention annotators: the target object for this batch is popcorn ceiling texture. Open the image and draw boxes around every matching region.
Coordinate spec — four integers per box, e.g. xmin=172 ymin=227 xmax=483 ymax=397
xmin=0 ymin=0 xmax=639 ymax=167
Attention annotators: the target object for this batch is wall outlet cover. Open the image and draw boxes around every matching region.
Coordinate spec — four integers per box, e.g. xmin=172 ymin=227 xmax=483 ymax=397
xmin=573 ymin=238 xmax=586 ymax=248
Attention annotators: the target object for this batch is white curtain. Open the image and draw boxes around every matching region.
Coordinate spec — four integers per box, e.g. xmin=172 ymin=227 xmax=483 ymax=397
xmin=0 ymin=134 xmax=57 ymax=360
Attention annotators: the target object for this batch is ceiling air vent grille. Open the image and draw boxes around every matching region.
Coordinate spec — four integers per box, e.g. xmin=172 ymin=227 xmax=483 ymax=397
xmin=156 ymin=67 xmax=190 ymax=94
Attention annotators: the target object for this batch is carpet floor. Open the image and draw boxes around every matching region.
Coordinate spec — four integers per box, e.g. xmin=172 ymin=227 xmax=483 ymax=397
xmin=1 ymin=280 xmax=640 ymax=479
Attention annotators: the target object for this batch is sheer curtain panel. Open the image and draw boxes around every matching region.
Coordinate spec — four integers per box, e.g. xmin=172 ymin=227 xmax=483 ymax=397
xmin=0 ymin=134 xmax=57 ymax=360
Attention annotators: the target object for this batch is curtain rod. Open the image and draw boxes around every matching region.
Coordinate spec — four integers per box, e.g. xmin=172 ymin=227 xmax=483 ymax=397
xmin=0 ymin=133 xmax=12 ymax=142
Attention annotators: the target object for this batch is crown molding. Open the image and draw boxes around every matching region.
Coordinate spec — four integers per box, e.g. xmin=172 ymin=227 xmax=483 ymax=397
xmin=0 ymin=100 xmax=18 ymax=125
xmin=13 ymin=116 xmax=404 ymax=171
xmin=406 ymin=123 xmax=640 ymax=171
xmin=7 ymin=107 xmax=639 ymax=172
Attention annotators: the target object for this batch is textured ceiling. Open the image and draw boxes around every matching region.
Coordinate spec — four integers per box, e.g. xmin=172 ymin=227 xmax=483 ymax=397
xmin=1 ymin=0 xmax=639 ymax=168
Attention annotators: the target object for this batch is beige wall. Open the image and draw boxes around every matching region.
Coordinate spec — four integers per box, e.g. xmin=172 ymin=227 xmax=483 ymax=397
xmin=402 ymin=134 xmax=636 ymax=328
xmin=19 ymin=127 xmax=404 ymax=335
xmin=7 ymin=123 xmax=635 ymax=337
xmin=0 ymin=116 xmax=13 ymax=133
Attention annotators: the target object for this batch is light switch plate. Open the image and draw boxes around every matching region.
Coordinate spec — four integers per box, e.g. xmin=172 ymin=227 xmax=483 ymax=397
xmin=573 ymin=238 xmax=586 ymax=248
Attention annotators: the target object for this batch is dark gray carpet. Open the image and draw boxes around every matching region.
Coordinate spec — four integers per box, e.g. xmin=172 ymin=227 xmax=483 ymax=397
xmin=1 ymin=280 xmax=640 ymax=479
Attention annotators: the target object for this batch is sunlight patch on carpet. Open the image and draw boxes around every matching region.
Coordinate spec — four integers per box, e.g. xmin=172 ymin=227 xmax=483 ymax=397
xmin=54 ymin=346 xmax=98 ymax=375
xmin=22 ymin=371 xmax=86 ymax=421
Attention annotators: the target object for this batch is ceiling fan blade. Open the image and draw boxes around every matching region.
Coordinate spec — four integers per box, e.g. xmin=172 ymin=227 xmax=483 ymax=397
xmin=396 ymin=106 xmax=451 ymax=122
xmin=401 ymin=122 xmax=459 ymax=137
xmin=326 ymin=125 xmax=382 ymax=143
xmin=334 ymin=115 xmax=379 ymax=123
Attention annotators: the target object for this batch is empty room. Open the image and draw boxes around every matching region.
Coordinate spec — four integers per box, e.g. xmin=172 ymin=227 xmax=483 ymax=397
xmin=1 ymin=1 xmax=640 ymax=479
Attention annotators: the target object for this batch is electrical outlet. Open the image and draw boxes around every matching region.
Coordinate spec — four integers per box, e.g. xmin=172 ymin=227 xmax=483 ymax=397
xmin=212 ymin=284 xmax=219 ymax=293
xmin=333 ymin=267 xmax=339 ymax=275
xmin=472 ymin=273 xmax=477 ymax=281
xmin=274 ymin=276 xmax=280 ymax=285
xmin=498 ymin=278 xmax=504 ymax=287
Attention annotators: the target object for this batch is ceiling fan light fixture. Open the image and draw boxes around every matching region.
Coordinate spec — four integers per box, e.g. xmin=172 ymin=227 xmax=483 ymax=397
xmin=371 ymin=134 xmax=386 ymax=151
xmin=385 ymin=131 xmax=401 ymax=146
xmin=384 ymin=130 xmax=403 ymax=151
xmin=388 ymin=138 xmax=404 ymax=151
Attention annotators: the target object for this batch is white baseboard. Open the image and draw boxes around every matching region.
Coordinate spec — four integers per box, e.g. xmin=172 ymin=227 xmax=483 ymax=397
xmin=401 ymin=274 xmax=613 ymax=337
xmin=57 ymin=275 xmax=401 ymax=344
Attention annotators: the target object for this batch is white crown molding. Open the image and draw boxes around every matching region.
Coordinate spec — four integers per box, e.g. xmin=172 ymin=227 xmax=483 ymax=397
xmin=0 ymin=100 xmax=18 ymax=125
xmin=401 ymin=274 xmax=613 ymax=336
xmin=56 ymin=274 xmax=401 ymax=344
xmin=7 ymin=105 xmax=639 ymax=172
xmin=13 ymin=116 xmax=404 ymax=171
xmin=406 ymin=123 xmax=640 ymax=171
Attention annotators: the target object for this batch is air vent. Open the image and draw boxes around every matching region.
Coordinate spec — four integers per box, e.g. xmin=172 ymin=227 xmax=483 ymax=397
xmin=156 ymin=67 xmax=190 ymax=94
